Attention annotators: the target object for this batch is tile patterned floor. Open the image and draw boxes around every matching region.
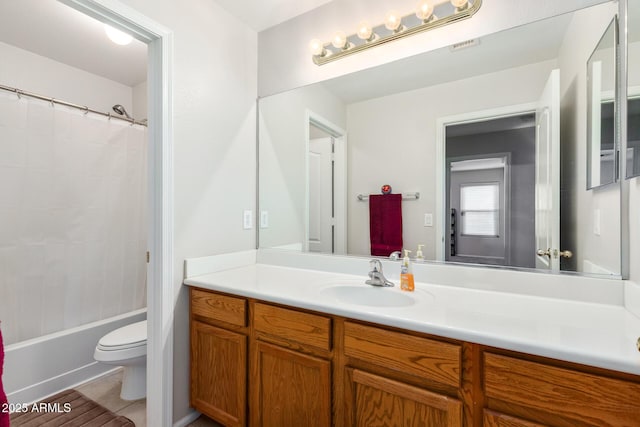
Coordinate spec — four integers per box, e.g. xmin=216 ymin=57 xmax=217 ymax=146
xmin=76 ymin=369 xmax=221 ymax=427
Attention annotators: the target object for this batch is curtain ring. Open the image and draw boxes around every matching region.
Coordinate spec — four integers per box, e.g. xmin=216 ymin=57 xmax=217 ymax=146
xmin=50 ymin=98 xmax=55 ymax=107
xmin=16 ymin=90 xmax=21 ymax=100
xmin=83 ymin=106 xmax=89 ymax=115
xmin=108 ymin=112 xmax=112 ymax=121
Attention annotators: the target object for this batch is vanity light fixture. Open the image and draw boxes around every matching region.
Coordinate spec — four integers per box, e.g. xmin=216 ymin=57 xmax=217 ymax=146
xmin=384 ymin=10 xmax=404 ymax=32
xmin=357 ymin=21 xmax=375 ymax=41
xmin=309 ymin=0 xmax=482 ymax=65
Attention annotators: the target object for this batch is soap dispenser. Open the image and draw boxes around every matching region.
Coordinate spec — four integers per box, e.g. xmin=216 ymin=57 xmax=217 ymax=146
xmin=400 ymin=250 xmax=415 ymax=292
xmin=416 ymin=244 xmax=425 ymax=262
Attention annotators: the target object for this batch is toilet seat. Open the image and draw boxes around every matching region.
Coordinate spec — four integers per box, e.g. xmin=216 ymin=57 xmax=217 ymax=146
xmin=98 ymin=320 xmax=146 ymax=349
xmin=94 ymin=320 xmax=147 ymax=363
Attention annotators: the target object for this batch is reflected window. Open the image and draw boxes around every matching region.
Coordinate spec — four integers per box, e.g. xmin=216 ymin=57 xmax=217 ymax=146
xmin=460 ymin=183 xmax=499 ymax=236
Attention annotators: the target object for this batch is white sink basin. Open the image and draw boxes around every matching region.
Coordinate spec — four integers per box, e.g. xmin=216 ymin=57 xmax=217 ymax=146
xmin=320 ymin=284 xmax=428 ymax=308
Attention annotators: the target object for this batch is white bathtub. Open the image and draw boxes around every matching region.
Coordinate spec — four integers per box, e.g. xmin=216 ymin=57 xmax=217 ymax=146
xmin=4 ymin=308 xmax=146 ymax=404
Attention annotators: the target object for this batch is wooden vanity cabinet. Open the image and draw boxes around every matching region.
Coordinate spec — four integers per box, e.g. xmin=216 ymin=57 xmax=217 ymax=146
xmin=250 ymin=303 xmax=333 ymax=427
xmin=190 ymin=289 xmax=248 ymax=427
xmin=482 ymin=351 xmax=640 ymax=427
xmin=189 ymin=287 xmax=640 ymax=427
xmin=342 ymin=321 xmax=465 ymax=427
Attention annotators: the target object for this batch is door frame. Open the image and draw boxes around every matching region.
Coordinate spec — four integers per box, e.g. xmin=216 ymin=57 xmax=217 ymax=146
xmin=435 ymin=102 xmax=536 ymax=261
xmin=59 ymin=1 xmax=174 ymax=426
xmin=304 ymin=110 xmax=347 ymax=254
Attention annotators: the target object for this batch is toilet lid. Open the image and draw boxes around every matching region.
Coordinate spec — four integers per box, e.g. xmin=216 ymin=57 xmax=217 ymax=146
xmin=99 ymin=320 xmax=147 ymax=348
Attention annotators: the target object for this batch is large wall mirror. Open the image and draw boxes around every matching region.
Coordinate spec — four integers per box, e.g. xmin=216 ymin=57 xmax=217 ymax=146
xmin=627 ymin=0 xmax=640 ymax=178
xmin=587 ymin=18 xmax=617 ymax=189
xmin=259 ymin=1 xmax=624 ymax=278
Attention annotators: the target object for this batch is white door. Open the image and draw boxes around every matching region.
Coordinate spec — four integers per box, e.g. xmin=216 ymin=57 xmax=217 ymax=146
xmin=534 ymin=69 xmax=561 ymax=270
xmin=308 ymin=137 xmax=333 ymax=252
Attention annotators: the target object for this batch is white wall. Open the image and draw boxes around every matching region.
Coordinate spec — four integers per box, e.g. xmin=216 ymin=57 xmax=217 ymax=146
xmin=259 ymin=84 xmax=346 ymax=249
xmin=557 ymin=2 xmax=620 ymax=275
xmin=132 ymin=80 xmax=147 ymax=120
xmin=346 ymin=60 xmax=557 ymax=258
xmin=0 ymin=41 xmax=133 ymax=113
xmin=115 ymin=0 xmax=258 ymax=422
xmin=258 ymin=0 xmax=608 ymax=96
xmin=628 ymin=40 xmax=640 ymax=283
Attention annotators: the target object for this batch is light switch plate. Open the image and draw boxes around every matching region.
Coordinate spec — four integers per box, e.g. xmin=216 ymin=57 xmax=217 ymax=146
xmin=243 ymin=210 xmax=253 ymax=230
xmin=260 ymin=211 xmax=269 ymax=228
xmin=424 ymin=213 xmax=433 ymax=227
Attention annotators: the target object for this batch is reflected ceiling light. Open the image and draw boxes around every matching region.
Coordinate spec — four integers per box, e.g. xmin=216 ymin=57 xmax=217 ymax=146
xmin=415 ymin=1 xmax=436 ymax=23
xmin=104 ymin=24 xmax=133 ymax=45
xmin=309 ymin=0 xmax=482 ymax=65
xmin=384 ymin=10 xmax=403 ymax=32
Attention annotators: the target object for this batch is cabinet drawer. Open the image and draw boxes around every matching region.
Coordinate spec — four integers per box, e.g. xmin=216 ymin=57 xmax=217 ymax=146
xmin=344 ymin=322 xmax=461 ymax=388
xmin=253 ymin=303 xmax=332 ymax=351
xmin=191 ymin=288 xmax=247 ymax=327
xmin=484 ymin=353 xmax=640 ymax=426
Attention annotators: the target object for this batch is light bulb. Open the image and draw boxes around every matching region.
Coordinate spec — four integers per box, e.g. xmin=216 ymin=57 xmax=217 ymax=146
xmin=384 ymin=10 xmax=403 ymax=32
xmin=331 ymin=31 xmax=348 ymax=49
xmin=309 ymin=38 xmax=326 ymax=56
xmin=450 ymin=0 xmax=469 ymax=9
xmin=415 ymin=1 xmax=434 ymax=22
xmin=357 ymin=21 xmax=374 ymax=41
xmin=104 ymin=24 xmax=133 ymax=46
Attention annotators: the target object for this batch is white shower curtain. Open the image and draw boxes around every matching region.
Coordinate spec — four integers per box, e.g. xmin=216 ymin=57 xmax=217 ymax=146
xmin=0 ymin=91 xmax=147 ymax=345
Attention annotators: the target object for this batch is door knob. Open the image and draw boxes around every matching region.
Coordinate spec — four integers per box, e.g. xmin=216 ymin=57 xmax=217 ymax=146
xmin=557 ymin=250 xmax=573 ymax=259
xmin=536 ymin=248 xmax=551 ymax=257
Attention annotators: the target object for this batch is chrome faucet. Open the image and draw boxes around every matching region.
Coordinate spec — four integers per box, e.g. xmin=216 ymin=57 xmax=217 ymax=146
xmin=389 ymin=251 xmax=402 ymax=261
xmin=366 ymin=259 xmax=394 ymax=287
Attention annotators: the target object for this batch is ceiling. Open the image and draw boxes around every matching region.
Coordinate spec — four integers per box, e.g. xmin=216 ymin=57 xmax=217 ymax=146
xmin=0 ymin=0 xmax=147 ymax=87
xmin=0 ymin=0 xmax=333 ymax=89
xmin=320 ymin=12 xmax=573 ymax=104
xmin=213 ymin=0 xmax=335 ymax=32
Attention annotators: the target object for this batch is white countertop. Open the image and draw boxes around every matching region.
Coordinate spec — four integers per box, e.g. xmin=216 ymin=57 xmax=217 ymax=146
xmin=184 ymin=262 xmax=640 ymax=376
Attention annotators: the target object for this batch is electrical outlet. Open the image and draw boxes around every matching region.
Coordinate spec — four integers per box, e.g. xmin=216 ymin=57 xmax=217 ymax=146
xmin=260 ymin=211 xmax=269 ymax=228
xmin=424 ymin=213 xmax=433 ymax=227
xmin=243 ymin=210 xmax=253 ymax=230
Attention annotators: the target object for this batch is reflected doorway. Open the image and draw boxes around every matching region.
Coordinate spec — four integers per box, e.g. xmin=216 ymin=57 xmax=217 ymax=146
xmin=305 ymin=113 xmax=347 ymax=254
xmin=445 ymin=114 xmax=536 ymax=268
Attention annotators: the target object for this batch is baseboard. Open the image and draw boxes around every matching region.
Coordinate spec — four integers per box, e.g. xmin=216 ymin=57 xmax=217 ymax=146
xmin=7 ymin=362 xmax=113 ymax=405
xmin=173 ymin=409 xmax=201 ymax=427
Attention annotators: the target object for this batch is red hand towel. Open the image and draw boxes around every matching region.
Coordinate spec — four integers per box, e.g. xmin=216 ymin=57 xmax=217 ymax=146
xmin=369 ymin=194 xmax=403 ymax=256
xmin=0 ymin=327 xmax=8 ymax=427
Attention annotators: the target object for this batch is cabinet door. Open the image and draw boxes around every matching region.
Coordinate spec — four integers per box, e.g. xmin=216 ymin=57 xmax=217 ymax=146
xmin=483 ymin=410 xmax=547 ymax=427
xmin=252 ymin=341 xmax=331 ymax=427
xmin=191 ymin=320 xmax=246 ymax=427
xmin=347 ymin=369 xmax=462 ymax=427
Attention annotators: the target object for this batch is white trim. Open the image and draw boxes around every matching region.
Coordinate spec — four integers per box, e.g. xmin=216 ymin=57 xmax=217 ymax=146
xmin=304 ymin=110 xmax=348 ymax=254
xmin=57 ymin=1 xmax=174 ymax=426
xmin=435 ymin=102 xmax=537 ymax=261
xmin=173 ymin=410 xmax=201 ymax=427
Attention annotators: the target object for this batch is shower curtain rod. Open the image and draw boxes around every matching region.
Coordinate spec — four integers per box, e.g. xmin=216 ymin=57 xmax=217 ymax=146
xmin=0 ymin=83 xmax=147 ymax=127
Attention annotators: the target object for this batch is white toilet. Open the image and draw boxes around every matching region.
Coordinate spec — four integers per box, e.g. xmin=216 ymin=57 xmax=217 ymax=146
xmin=94 ymin=320 xmax=147 ymax=400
